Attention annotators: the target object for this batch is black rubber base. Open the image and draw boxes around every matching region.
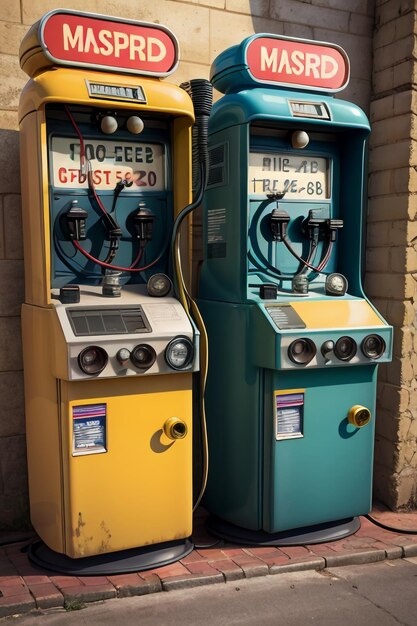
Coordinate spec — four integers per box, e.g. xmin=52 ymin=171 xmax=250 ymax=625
xmin=207 ymin=516 xmax=361 ymax=546
xmin=28 ymin=538 xmax=193 ymax=575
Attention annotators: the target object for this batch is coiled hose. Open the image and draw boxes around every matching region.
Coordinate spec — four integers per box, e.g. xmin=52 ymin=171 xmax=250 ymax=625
xmin=172 ymin=79 xmax=212 ymax=511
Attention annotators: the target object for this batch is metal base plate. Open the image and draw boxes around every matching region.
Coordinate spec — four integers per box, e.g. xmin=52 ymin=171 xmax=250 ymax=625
xmin=28 ymin=538 xmax=193 ymax=575
xmin=207 ymin=516 xmax=361 ymax=546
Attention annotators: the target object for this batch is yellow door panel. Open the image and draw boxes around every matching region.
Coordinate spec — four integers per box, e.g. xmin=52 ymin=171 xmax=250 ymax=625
xmin=60 ymin=375 xmax=192 ymax=558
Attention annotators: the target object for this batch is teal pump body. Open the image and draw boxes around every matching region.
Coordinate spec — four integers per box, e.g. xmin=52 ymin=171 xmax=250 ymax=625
xmin=198 ymin=35 xmax=393 ymax=535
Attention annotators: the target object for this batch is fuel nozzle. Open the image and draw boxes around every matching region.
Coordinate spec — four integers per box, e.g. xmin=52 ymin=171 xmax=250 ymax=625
xmin=65 ymin=200 xmax=88 ymax=240
xmin=108 ymin=227 xmax=123 ymax=242
xmin=132 ymin=202 xmax=155 ymax=246
xmin=268 ymin=193 xmax=289 ymax=242
xmin=303 ymin=209 xmax=326 ymax=240
xmin=326 ymin=219 xmax=344 ymax=241
xmin=270 ymin=210 xmax=290 ymax=241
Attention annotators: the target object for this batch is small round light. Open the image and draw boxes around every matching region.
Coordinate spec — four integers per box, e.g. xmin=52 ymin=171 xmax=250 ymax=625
xmin=288 ymin=338 xmax=316 ymax=365
xmin=116 ymin=348 xmax=131 ymax=366
xmin=165 ymin=336 xmax=193 ymax=370
xmin=147 ymin=273 xmax=172 ymax=297
xmin=100 ymin=115 xmax=118 ymax=134
xmin=126 ymin=116 xmax=145 ymax=134
xmin=361 ymin=334 xmax=386 ymax=359
xmin=321 ymin=340 xmax=334 ymax=358
xmin=325 ymin=273 xmax=348 ymax=296
xmin=291 ymin=130 xmax=310 ymax=149
xmin=131 ymin=344 xmax=156 ymax=370
xmin=334 ymin=336 xmax=357 ymax=361
xmin=78 ymin=346 xmax=108 ymax=375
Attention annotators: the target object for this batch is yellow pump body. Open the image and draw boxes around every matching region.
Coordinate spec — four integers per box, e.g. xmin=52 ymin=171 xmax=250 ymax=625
xmin=19 ymin=10 xmax=197 ymax=570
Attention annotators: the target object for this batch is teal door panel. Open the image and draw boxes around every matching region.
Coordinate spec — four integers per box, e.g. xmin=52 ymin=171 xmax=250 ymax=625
xmin=263 ymin=366 xmax=377 ymax=532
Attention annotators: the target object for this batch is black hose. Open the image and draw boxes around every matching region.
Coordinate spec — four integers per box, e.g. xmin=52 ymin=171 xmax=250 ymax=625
xmin=180 ymin=79 xmax=212 ymax=193
xmin=171 ymin=79 xmax=213 ymax=283
xmin=365 ymin=514 xmax=417 ymax=535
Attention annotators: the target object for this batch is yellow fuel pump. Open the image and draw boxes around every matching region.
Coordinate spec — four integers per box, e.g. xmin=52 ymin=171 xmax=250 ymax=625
xmin=19 ymin=9 xmax=210 ymax=574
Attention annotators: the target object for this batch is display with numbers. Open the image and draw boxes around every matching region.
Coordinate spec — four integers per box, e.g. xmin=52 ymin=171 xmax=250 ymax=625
xmin=248 ymin=152 xmax=329 ymax=199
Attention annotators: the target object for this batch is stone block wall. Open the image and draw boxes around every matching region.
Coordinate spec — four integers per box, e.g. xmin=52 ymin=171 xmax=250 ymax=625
xmin=368 ymin=0 xmax=417 ymax=510
xmin=0 ymin=0 xmax=385 ymax=528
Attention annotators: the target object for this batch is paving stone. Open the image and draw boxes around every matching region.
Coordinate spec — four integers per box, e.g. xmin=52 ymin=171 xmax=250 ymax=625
xmin=162 ymin=573 xmax=224 ymax=591
xmin=195 ymin=547 xmax=226 ymax=560
xmin=185 ymin=561 xmax=224 ymax=579
xmin=0 ymin=576 xmax=25 ymax=588
xmin=77 ymin=575 xmax=112 ymax=586
xmin=270 ymin=557 xmax=325 ymax=575
xmin=22 ymin=575 xmax=51 ymax=585
xmin=27 ymin=582 xmax=64 ymax=609
xmin=243 ymin=546 xmax=283 ymax=557
xmin=231 ymin=555 xmax=269 ymax=578
xmin=211 ymin=558 xmax=244 ymax=581
xmin=306 ymin=543 xmax=338 ymax=556
xmin=279 ymin=546 xmax=312 ymax=559
xmin=62 ymin=584 xmax=117 ymax=603
xmin=180 ymin=551 xmax=207 ymax=564
xmin=257 ymin=554 xmax=291 ymax=567
xmin=108 ymin=573 xmax=160 ymax=597
xmin=220 ymin=547 xmax=247 ymax=557
xmin=325 ymin=549 xmax=386 ymax=568
xmin=341 ymin=535 xmax=382 ymax=550
xmin=148 ymin=561 xmax=191 ymax=579
xmin=403 ymin=543 xmax=417 ymax=557
xmin=50 ymin=576 xmax=83 ymax=589
xmin=137 ymin=573 xmax=162 ymax=593
xmin=0 ymin=583 xmax=28 ymax=597
xmin=0 ymin=593 xmax=35 ymax=619
xmin=383 ymin=545 xmax=404 ymax=559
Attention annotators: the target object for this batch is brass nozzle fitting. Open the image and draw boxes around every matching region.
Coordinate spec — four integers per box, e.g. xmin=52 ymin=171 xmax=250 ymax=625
xmin=163 ymin=417 xmax=188 ymax=440
xmin=348 ymin=405 xmax=371 ymax=428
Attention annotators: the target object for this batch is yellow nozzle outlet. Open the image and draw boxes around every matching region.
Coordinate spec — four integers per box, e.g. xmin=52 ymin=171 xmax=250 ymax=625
xmin=163 ymin=417 xmax=188 ymax=440
xmin=348 ymin=405 xmax=371 ymax=428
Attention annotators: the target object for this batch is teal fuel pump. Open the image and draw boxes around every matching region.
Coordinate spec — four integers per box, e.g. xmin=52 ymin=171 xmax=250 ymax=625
xmin=198 ymin=34 xmax=393 ymax=544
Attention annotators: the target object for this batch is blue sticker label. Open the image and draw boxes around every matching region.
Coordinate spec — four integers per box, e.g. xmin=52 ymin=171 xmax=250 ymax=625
xmin=276 ymin=393 xmax=304 ymax=438
xmin=73 ymin=404 xmax=107 ymax=455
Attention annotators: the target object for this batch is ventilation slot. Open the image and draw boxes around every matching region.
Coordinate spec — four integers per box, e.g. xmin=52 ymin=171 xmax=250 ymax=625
xmin=207 ymin=142 xmax=227 ymax=189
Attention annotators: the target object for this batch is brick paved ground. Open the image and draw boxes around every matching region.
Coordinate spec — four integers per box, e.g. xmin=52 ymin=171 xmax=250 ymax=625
xmin=1 ymin=502 xmax=417 ymax=620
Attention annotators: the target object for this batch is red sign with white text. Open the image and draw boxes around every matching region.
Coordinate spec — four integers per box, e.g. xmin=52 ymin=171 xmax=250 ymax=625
xmin=40 ymin=11 xmax=178 ymax=76
xmin=246 ymin=36 xmax=349 ymax=92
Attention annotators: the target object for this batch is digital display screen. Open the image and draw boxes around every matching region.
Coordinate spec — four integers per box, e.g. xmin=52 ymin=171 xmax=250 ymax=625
xmin=248 ymin=152 xmax=329 ymax=199
xmin=51 ymin=136 xmax=166 ymax=191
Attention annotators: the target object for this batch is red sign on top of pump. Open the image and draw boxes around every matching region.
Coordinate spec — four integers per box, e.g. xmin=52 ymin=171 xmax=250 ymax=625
xmin=40 ymin=11 xmax=179 ymax=77
xmin=246 ymin=36 xmax=349 ymax=92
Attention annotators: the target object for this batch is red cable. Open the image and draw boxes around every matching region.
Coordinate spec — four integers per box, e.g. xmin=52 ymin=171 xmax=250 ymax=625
xmin=65 ymin=107 xmax=161 ymax=275
xmin=317 ymin=241 xmax=333 ymax=272
xmin=72 ymin=240 xmax=161 ymax=272
xmin=129 ymin=247 xmax=144 ymax=269
xmin=283 ymin=237 xmax=334 ymax=273
xmin=64 ymin=105 xmax=86 ymax=175
xmin=64 ymin=105 xmax=114 ymax=223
